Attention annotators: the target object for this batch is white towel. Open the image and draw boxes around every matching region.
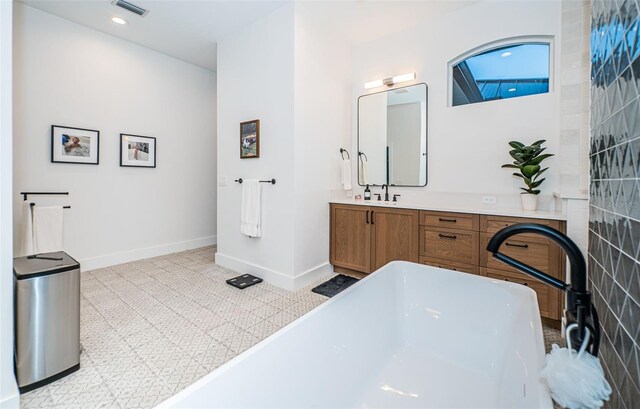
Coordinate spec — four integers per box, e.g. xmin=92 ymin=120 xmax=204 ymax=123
xmin=240 ymin=180 xmax=262 ymax=238
xmin=359 ymin=159 xmax=369 ymax=185
xmin=19 ymin=201 xmax=34 ymax=256
xmin=341 ymin=159 xmax=352 ymax=190
xmin=33 ymin=206 xmax=64 ymax=254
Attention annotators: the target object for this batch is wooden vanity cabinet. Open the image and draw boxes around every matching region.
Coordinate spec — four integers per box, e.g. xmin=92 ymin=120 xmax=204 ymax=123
xmin=371 ymin=207 xmax=420 ymax=270
xmin=478 ymin=215 xmax=565 ymax=320
xmin=330 ymin=204 xmax=419 ymax=273
xmin=419 ymin=210 xmax=480 ymax=275
xmin=330 ymin=203 xmax=567 ymax=322
xmin=330 ymin=204 xmax=372 ymax=273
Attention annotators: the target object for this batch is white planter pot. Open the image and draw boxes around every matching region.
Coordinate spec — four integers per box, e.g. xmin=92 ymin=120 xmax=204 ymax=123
xmin=521 ymin=194 xmax=538 ymax=211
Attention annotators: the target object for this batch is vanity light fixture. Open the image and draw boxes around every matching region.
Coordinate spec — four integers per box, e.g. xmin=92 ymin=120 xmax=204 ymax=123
xmin=111 ymin=16 xmax=127 ymax=24
xmin=501 ymin=51 xmax=512 ymax=57
xmin=364 ymin=79 xmax=384 ymax=89
xmin=364 ymin=72 xmax=416 ymax=89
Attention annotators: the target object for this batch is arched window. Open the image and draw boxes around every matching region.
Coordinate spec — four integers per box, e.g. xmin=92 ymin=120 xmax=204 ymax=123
xmin=450 ymin=39 xmax=552 ymax=107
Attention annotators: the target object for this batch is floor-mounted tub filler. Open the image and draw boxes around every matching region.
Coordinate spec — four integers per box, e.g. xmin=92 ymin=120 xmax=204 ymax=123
xmin=158 ymin=261 xmax=552 ymax=409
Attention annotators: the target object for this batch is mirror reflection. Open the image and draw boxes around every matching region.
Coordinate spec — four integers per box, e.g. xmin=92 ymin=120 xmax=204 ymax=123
xmin=358 ymin=83 xmax=427 ymax=187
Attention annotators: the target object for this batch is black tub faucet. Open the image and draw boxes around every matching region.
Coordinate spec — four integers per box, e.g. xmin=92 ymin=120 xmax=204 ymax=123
xmin=487 ymin=223 xmax=600 ymax=356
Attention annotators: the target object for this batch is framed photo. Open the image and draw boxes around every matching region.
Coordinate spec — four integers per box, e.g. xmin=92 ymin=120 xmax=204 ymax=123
xmin=240 ymin=119 xmax=260 ymax=159
xmin=51 ymin=125 xmax=100 ymax=165
xmin=120 ymin=134 xmax=156 ymax=168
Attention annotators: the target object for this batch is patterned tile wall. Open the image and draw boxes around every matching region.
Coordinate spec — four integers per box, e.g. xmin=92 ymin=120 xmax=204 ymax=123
xmin=590 ymin=0 xmax=640 ymax=407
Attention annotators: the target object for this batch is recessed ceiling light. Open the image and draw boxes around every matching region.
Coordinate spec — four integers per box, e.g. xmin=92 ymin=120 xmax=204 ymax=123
xmin=111 ymin=17 xmax=127 ymax=25
xmin=508 ymin=88 xmax=516 ymax=92
xmin=501 ymin=52 xmax=512 ymax=57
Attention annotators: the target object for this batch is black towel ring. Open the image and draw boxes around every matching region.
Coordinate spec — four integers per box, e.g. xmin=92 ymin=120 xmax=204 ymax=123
xmin=340 ymin=148 xmax=350 ymax=160
xmin=358 ymin=152 xmax=368 ymax=162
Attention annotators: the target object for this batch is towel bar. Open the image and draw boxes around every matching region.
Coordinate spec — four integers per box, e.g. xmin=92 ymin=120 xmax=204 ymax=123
xmin=21 ymin=192 xmax=69 ymax=201
xmin=234 ymin=178 xmax=276 ymax=185
xmin=30 ymin=203 xmax=71 ymax=209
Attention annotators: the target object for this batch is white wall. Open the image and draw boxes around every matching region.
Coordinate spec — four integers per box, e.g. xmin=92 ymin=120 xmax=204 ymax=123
xmin=216 ymin=4 xmax=297 ymax=287
xmin=0 ymin=1 xmax=19 ymax=406
xmin=349 ymin=1 xmax=562 ymax=207
xmin=292 ymin=2 xmax=352 ymax=281
xmin=216 ymin=3 xmax=351 ymax=289
xmin=558 ymin=0 xmax=590 ymax=194
xmin=13 ymin=4 xmax=217 ymax=271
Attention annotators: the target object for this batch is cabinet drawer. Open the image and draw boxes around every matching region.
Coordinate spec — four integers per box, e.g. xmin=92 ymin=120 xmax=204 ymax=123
xmin=420 ymin=227 xmax=479 ymax=265
xmin=480 ymin=215 xmax=563 ymax=236
xmin=480 ymin=233 xmax=562 ymax=279
xmin=420 ymin=211 xmax=479 ymax=231
xmin=419 ymin=257 xmax=481 ymax=275
xmin=483 ymin=268 xmax=561 ymax=320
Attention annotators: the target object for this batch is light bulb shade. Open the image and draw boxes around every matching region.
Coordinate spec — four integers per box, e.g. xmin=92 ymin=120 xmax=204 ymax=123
xmin=391 ymin=72 xmax=416 ymax=84
xmin=364 ymin=79 xmax=384 ymax=89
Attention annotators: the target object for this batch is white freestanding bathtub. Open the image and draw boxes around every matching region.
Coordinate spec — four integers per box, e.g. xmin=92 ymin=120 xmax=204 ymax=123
xmin=158 ymin=261 xmax=552 ymax=408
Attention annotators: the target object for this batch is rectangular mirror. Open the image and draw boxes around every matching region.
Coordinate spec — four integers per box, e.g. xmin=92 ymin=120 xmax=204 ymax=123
xmin=357 ymin=83 xmax=428 ymax=187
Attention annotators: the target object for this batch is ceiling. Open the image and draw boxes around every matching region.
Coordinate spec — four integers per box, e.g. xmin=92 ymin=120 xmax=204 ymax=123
xmin=19 ymin=0 xmax=479 ymax=72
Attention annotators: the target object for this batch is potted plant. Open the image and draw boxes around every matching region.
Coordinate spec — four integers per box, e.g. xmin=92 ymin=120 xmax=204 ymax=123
xmin=501 ymin=140 xmax=553 ymax=211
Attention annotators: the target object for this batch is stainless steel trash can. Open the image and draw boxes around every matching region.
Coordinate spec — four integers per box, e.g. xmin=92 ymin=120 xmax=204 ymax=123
xmin=14 ymin=252 xmax=80 ymax=393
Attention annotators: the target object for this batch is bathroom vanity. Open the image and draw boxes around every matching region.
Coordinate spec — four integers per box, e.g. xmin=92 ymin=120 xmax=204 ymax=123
xmin=330 ymin=200 xmax=567 ymax=321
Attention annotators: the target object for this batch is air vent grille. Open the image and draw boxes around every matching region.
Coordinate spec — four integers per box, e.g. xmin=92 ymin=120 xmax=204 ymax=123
xmin=111 ymin=0 xmax=148 ymax=17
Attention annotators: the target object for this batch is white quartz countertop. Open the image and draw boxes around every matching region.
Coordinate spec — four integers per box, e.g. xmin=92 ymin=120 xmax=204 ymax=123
xmin=329 ymin=198 xmax=567 ymax=221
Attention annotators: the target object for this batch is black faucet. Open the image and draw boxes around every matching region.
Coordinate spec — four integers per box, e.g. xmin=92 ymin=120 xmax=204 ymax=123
xmin=381 ymin=184 xmax=390 ymax=201
xmin=487 ymin=223 xmax=600 ymax=356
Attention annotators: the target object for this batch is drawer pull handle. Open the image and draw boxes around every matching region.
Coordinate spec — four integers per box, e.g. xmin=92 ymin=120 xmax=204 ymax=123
xmin=439 ymin=218 xmax=457 ymax=223
xmin=438 ymin=234 xmax=457 ymax=240
xmin=371 ymin=210 xmax=375 ymax=225
xmin=505 ymin=242 xmax=529 ymax=248
xmin=365 ymin=210 xmax=369 ymax=224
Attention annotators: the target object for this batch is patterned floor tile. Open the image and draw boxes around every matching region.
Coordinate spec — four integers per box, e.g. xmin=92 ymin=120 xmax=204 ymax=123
xmin=193 ymin=342 xmax=235 ymax=371
xmin=206 ymin=321 xmax=244 ymax=343
xmin=19 ymin=386 xmax=54 ymax=408
xmin=222 ymin=331 xmax=261 ymax=354
xmin=18 ymin=245 xmax=566 ymax=409
xmin=48 ymin=384 xmax=115 ymax=407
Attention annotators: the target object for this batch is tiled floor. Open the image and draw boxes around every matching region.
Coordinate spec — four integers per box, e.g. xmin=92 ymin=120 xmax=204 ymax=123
xmin=20 ymin=246 xmax=328 ymax=409
xmin=20 ymin=246 xmax=564 ymax=409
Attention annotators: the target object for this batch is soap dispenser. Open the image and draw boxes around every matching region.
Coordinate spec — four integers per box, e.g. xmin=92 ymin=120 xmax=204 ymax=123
xmin=364 ymin=185 xmax=371 ymax=201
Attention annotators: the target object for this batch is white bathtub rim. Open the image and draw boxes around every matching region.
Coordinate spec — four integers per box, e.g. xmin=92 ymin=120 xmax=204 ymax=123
xmin=156 ymin=261 xmax=552 ymax=408
xmin=156 ymin=261 xmax=386 ymax=408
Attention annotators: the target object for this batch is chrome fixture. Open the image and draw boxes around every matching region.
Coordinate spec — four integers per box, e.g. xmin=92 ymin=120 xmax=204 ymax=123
xmin=364 ymin=72 xmax=416 ymax=90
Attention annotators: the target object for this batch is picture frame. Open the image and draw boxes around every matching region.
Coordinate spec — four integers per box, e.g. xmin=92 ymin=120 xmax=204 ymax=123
xmin=240 ymin=119 xmax=260 ymax=159
xmin=120 ymin=134 xmax=156 ymax=168
xmin=51 ymin=125 xmax=100 ymax=165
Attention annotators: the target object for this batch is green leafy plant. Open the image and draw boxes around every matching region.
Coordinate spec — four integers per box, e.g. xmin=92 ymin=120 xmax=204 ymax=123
xmin=501 ymin=140 xmax=553 ymax=195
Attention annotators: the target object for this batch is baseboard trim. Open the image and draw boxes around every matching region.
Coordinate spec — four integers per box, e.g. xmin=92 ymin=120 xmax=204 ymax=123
xmin=214 ymin=253 xmax=333 ymax=291
xmin=215 ymin=252 xmax=296 ymax=290
xmin=80 ymin=235 xmax=217 ymax=272
xmin=292 ymin=262 xmax=333 ymax=290
xmin=0 ymin=388 xmax=20 ymax=409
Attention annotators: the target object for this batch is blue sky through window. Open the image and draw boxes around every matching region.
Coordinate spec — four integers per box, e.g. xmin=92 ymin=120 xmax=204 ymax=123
xmin=465 ymin=43 xmax=550 ymax=80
